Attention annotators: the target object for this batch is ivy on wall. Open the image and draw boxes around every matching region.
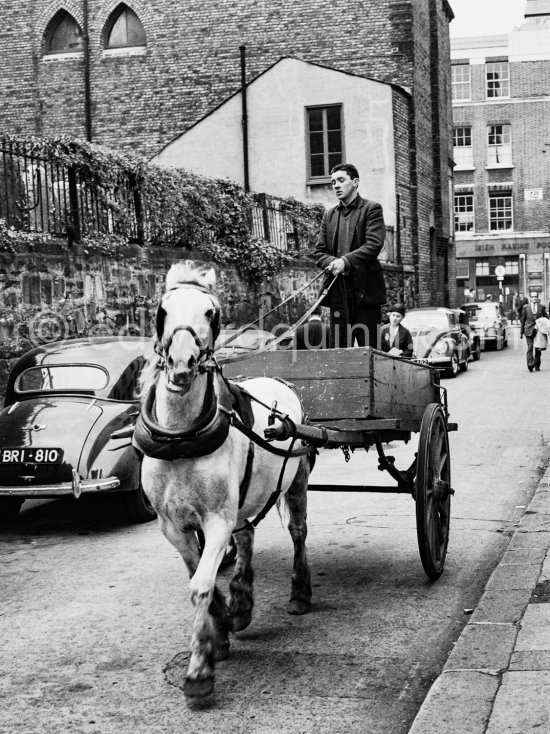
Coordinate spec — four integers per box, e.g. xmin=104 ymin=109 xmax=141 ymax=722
xmin=0 ymin=134 xmax=325 ymax=282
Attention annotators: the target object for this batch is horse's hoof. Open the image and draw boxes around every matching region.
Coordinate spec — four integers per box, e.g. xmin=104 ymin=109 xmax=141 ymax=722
xmin=214 ymin=642 xmax=230 ymax=662
xmin=231 ymin=611 xmax=252 ymax=632
xmin=287 ymin=598 xmax=311 ymax=615
xmin=183 ymin=674 xmax=214 ymax=699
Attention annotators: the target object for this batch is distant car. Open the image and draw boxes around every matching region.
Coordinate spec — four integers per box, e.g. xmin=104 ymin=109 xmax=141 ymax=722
xmin=0 ymin=337 xmax=156 ymax=524
xmin=460 ymin=302 xmax=509 ymax=350
xmin=215 ymin=327 xmax=277 ymax=361
xmin=402 ymin=307 xmax=471 ymax=377
xmin=453 ymin=308 xmax=481 ymax=362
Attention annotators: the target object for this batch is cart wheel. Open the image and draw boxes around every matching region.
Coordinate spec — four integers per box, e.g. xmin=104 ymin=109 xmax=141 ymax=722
xmin=415 ymin=403 xmax=452 ymax=580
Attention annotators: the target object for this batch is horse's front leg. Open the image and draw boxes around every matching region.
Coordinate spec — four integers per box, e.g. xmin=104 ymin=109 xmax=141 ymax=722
xmin=184 ymin=516 xmax=234 ymax=698
xmin=285 ymin=457 xmax=312 ymax=615
xmin=228 ymin=525 xmax=255 ymax=631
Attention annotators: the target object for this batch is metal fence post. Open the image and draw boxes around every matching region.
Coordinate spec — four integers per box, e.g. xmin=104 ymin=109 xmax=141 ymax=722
xmin=67 ymin=166 xmax=81 ymax=244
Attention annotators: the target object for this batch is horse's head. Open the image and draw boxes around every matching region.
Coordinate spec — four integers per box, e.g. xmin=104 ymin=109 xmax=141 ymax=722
xmin=155 ymin=262 xmax=221 ymax=393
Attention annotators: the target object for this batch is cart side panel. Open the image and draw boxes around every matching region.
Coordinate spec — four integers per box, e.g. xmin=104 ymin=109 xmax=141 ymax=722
xmin=370 ymin=352 xmax=440 ymax=427
xmin=221 ymin=347 xmax=438 ymax=429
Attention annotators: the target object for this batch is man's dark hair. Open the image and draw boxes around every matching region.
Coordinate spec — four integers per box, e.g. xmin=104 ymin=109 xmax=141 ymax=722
xmin=331 ymin=163 xmax=359 ymax=180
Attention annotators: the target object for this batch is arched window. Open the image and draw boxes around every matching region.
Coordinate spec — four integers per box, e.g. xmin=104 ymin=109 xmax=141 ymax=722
xmin=45 ymin=11 xmax=83 ymax=54
xmin=105 ymin=5 xmax=146 ymax=49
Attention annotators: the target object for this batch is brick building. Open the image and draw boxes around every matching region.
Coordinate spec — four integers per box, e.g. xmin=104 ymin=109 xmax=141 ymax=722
xmin=452 ymin=0 xmax=550 ymax=309
xmin=0 ymin=0 xmax=456 ymax=306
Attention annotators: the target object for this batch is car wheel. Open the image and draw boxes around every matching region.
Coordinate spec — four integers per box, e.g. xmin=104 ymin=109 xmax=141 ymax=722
xmin=446 ymin=353 xmax=459 ymax=378
xmin=472 ymin=341 xmax=481 ymax=361
xmin=503 ymin=330 xmax=508 ymax=348
xmin=0 ymin=497 xmax=23 ymax=523
xmin=121 ymin=484 xmax=157 ymax=523
xmin=459 ymin=355 xmax=469 ymax=372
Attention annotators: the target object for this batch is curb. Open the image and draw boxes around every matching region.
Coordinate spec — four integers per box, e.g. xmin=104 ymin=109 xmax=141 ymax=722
xmin=409 ymin=465 xmax=550 ymax=734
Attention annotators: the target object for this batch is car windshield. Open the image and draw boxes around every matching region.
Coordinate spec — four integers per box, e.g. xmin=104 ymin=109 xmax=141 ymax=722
xmin=403 ymin=312 xmax=449 ymax=330
xmin=15 ymin=364 xmax=109 ymax=393
xmin=464 ymin=304 xmax=496 ymax=321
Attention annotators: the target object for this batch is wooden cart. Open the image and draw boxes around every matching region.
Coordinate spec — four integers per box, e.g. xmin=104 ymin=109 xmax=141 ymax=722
xmin=222 ymin=347 xmax=457 ymax=580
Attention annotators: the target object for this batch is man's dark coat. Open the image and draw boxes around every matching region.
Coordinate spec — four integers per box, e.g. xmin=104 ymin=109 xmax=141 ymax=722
xmin=520 ymin=302 xmax=548 ymax=337
xmin=313 ymin=195 xmax=386 ymax=307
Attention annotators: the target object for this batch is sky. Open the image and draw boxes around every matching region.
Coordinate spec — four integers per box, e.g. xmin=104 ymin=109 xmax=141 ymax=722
xmin=449 ymin=0 xmax=528 ymax=37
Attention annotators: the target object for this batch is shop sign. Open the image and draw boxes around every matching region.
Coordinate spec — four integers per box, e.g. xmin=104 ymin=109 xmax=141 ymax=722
xmin=524 ymin=188 xmax=543 ymax=201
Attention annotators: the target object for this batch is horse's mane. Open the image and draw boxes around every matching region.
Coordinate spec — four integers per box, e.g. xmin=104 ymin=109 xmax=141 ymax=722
xmin=139 ymin=261 xmax=218 ymax=395
xmin=165 ymin=261 xmax=217 ymax=293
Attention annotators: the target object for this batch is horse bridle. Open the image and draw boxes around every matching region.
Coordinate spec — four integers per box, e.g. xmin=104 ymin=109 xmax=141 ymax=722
xmin=155 ymin=283 xmax=221 ymax=373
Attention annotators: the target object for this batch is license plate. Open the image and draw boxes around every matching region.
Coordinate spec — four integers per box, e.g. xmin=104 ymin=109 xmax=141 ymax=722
xmin=0 ymin=447 xmax=64 ymax=464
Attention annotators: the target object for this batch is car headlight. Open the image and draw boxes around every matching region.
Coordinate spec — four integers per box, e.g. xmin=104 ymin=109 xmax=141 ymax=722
xmin=433 ymin=339 xmax=451 ymax=355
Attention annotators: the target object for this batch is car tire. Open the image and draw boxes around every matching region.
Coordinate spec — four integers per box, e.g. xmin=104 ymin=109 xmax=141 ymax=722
xmin=445 ymin=353 xmax=459 ymax=378
xmin=503 ymin=330 xmax=508 ymax=348
xmin=472 ymin=341 xmax=481 ymax=361
xmin=121 ymin=484 xmax=157 ymax=523
xmin=0 ymin=497 xmax=23 ymax=523
xmin=459 ymin=356 xmax=469 ymax=372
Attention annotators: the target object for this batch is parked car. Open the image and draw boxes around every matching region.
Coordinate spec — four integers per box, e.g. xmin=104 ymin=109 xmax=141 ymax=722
xmin=460 ymin=302 xmax=509 ymax=350
xmin=402 ymin=307 xmax=471 ymax=377
xmin=0 ymin=336 xmax=156 ymax=524
xmin=453 ymin=308 xmax=481 ymax=362
xmin=215 ymin=327 xmax=277 ymax=361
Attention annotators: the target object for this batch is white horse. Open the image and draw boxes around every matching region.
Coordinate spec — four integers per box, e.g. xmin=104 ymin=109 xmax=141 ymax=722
xmin=137 ymin=261 xmax=312 ymax=700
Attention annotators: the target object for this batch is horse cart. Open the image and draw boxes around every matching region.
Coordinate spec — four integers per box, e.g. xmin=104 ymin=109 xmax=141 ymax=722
xmin=222 ymin=346 xmax=457 ymax=580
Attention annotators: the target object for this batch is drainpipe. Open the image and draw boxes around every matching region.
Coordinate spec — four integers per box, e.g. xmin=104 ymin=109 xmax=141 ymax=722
xmin=239 ymin=45 xmax=250 ymax=192
xmin=83 ymin=0 xmax=92 ymax=141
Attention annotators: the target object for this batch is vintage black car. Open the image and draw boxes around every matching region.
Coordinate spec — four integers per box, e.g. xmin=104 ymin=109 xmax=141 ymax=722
xmin=0 ymin=336 xmax=157 ymax=523
xmin=402 ymin=307 xmax=471 ymax=377
xmin=453 ymin=308 xmax=482 ymax=362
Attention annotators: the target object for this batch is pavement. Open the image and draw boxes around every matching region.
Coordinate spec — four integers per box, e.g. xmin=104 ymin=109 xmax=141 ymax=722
xmin=409 ymin=463 xmax=550 ymax=734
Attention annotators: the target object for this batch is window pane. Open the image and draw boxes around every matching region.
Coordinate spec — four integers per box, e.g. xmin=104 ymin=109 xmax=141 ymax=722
xmin=308 ymin=109 xmax=323 ymax=132
xmin=309 ymin=132 xmax=324 ymax=155
xmin=452 ymin=64 xmax=471 ymax=101
xmin=326 ymin=107 xmax=341 ymax=130
xmin=327 ymin=130 xmax=341 ymax=153
xmin=489 ymin=194 xmax=513 ymax=231
xmin=486 ymin=62 xmax=509 ymax=98
xmin=108 ymin=14 xmax=128 ymax=47
xmin=328 ymin=153 xmax=342 ymax=170
xmin=107 ymin=8 xmax=146 ymax=48
xmin=48 ymin=14 xmax=83 ymax=53
xmin=310 ymin=155 xmax=325 ymax=177
xmin=127 ymin=10 xmax=146 ymax=45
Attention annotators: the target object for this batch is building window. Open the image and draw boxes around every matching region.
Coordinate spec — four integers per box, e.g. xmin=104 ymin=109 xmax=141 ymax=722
xmin=453 ymin=126 xmax=473 ymax=168
xmin=105 ymin=5 xmax=146 ymax=49
xmin=476 ymin=260 xmax=490 ymax=276
xmin=505 ymin=259 xmax=519 ymax=275
xmin=454 ymin=192 xmax=474 ymax=232
xmin=489 ymin=192 xmax=513 ymax=231
xmin=45 ymin=11 xmax=83 ymax=54
xmin=456 ymin=259 xmax=470 ymax=278
xmin=486 ymin=62 xmax=510 ymax=98
xmin=306 ymin=106 xmax=343 ymax=180
xmin=487 ymin=124 xmax=512 ymax=166
xmin=452 ymin=64 xmax=471 ymax=101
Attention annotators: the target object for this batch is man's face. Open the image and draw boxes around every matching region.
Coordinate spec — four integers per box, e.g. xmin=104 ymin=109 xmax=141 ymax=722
xmin=530 ymin=292 xmax=539 ymax=304
xmin=331 ymin=170 xmax=359 ymax=205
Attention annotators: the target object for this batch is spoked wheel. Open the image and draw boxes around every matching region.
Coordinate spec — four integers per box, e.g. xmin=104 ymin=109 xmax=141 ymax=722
xmin=415 ymin=403 xmax=452 ymax=580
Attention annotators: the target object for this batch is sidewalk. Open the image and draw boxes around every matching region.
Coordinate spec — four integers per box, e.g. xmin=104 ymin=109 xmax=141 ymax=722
xmin=409 ymin=464 xmax=550 ymax=734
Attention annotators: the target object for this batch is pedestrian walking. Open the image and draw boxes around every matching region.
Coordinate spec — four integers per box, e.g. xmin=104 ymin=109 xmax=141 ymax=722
xmin=313 ymin=163 xmax=386 ymax=349
xmin=520 ymin=290 xmax=548 ymax=371
xmin=294 ymin=306 xmax=330 ymax=350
